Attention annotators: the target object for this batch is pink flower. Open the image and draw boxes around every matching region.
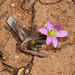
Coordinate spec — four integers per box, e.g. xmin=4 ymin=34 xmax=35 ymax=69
xmin=39 ymin=20 xmax=68 ymax=48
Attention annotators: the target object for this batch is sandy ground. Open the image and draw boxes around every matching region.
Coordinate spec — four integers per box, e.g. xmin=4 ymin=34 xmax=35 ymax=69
xmin=0 ymin=0 xmax=75 ymax=75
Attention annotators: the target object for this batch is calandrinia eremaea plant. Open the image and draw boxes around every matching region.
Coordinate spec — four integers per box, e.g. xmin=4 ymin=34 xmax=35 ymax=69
xmin=39 ymin=20 xmax=68 ymax=48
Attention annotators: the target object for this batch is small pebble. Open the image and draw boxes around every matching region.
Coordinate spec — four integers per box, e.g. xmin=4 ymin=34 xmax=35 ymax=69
xmin=25 ymin=68 xmax=29 ymax=74
xmin=17 ymin=68 xmax=24 ymax=75
xmin=68 ymin=0 xmax=71 ymax=2
xmin=11 ymin=3 xmax=15 ymax=7
xmin=22 ymin=25 xmax=26 ymax=28
xmin=0 ymin=72 xmax=2 ymax=74
xmin=51 ymin=55 xmax=53 ymax=58
xmin=17 ymin=13 xmax=22 ymax=17
xmin=10 ymin=35 xmax=13 ymax=37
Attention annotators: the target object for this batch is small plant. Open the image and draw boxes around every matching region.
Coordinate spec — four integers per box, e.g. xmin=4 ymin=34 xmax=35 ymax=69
xmin=7 ymin=16 xmax=68 ymax=57
xmin=39 ymin=20 xmax=68 ymax=48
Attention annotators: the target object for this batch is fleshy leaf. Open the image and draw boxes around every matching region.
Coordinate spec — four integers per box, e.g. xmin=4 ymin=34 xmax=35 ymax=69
xmin=39 ymin=27 xmax=47 ymax=35
xmin=56 ymin=30 xmax=68 ymax=37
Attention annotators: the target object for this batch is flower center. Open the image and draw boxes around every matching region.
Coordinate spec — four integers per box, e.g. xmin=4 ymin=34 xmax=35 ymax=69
xmin=48 ymin=29 xmax=57 ymax=38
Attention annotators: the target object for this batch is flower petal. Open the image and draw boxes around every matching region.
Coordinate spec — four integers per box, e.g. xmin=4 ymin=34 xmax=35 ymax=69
xmin=56 ymin=30 xmax=68 ymax=37
xmin=53 ymin=25 xmax=61 ymax=31
xmin=39 ymin=27 xmax=48 ymax=35
xmin=47 ymin=20 xmax=53 ymax=30
xmin=52 ymin=38 xmax=58 ymax=48
xmin=46 ymin=36 xmax=52 ymax=45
